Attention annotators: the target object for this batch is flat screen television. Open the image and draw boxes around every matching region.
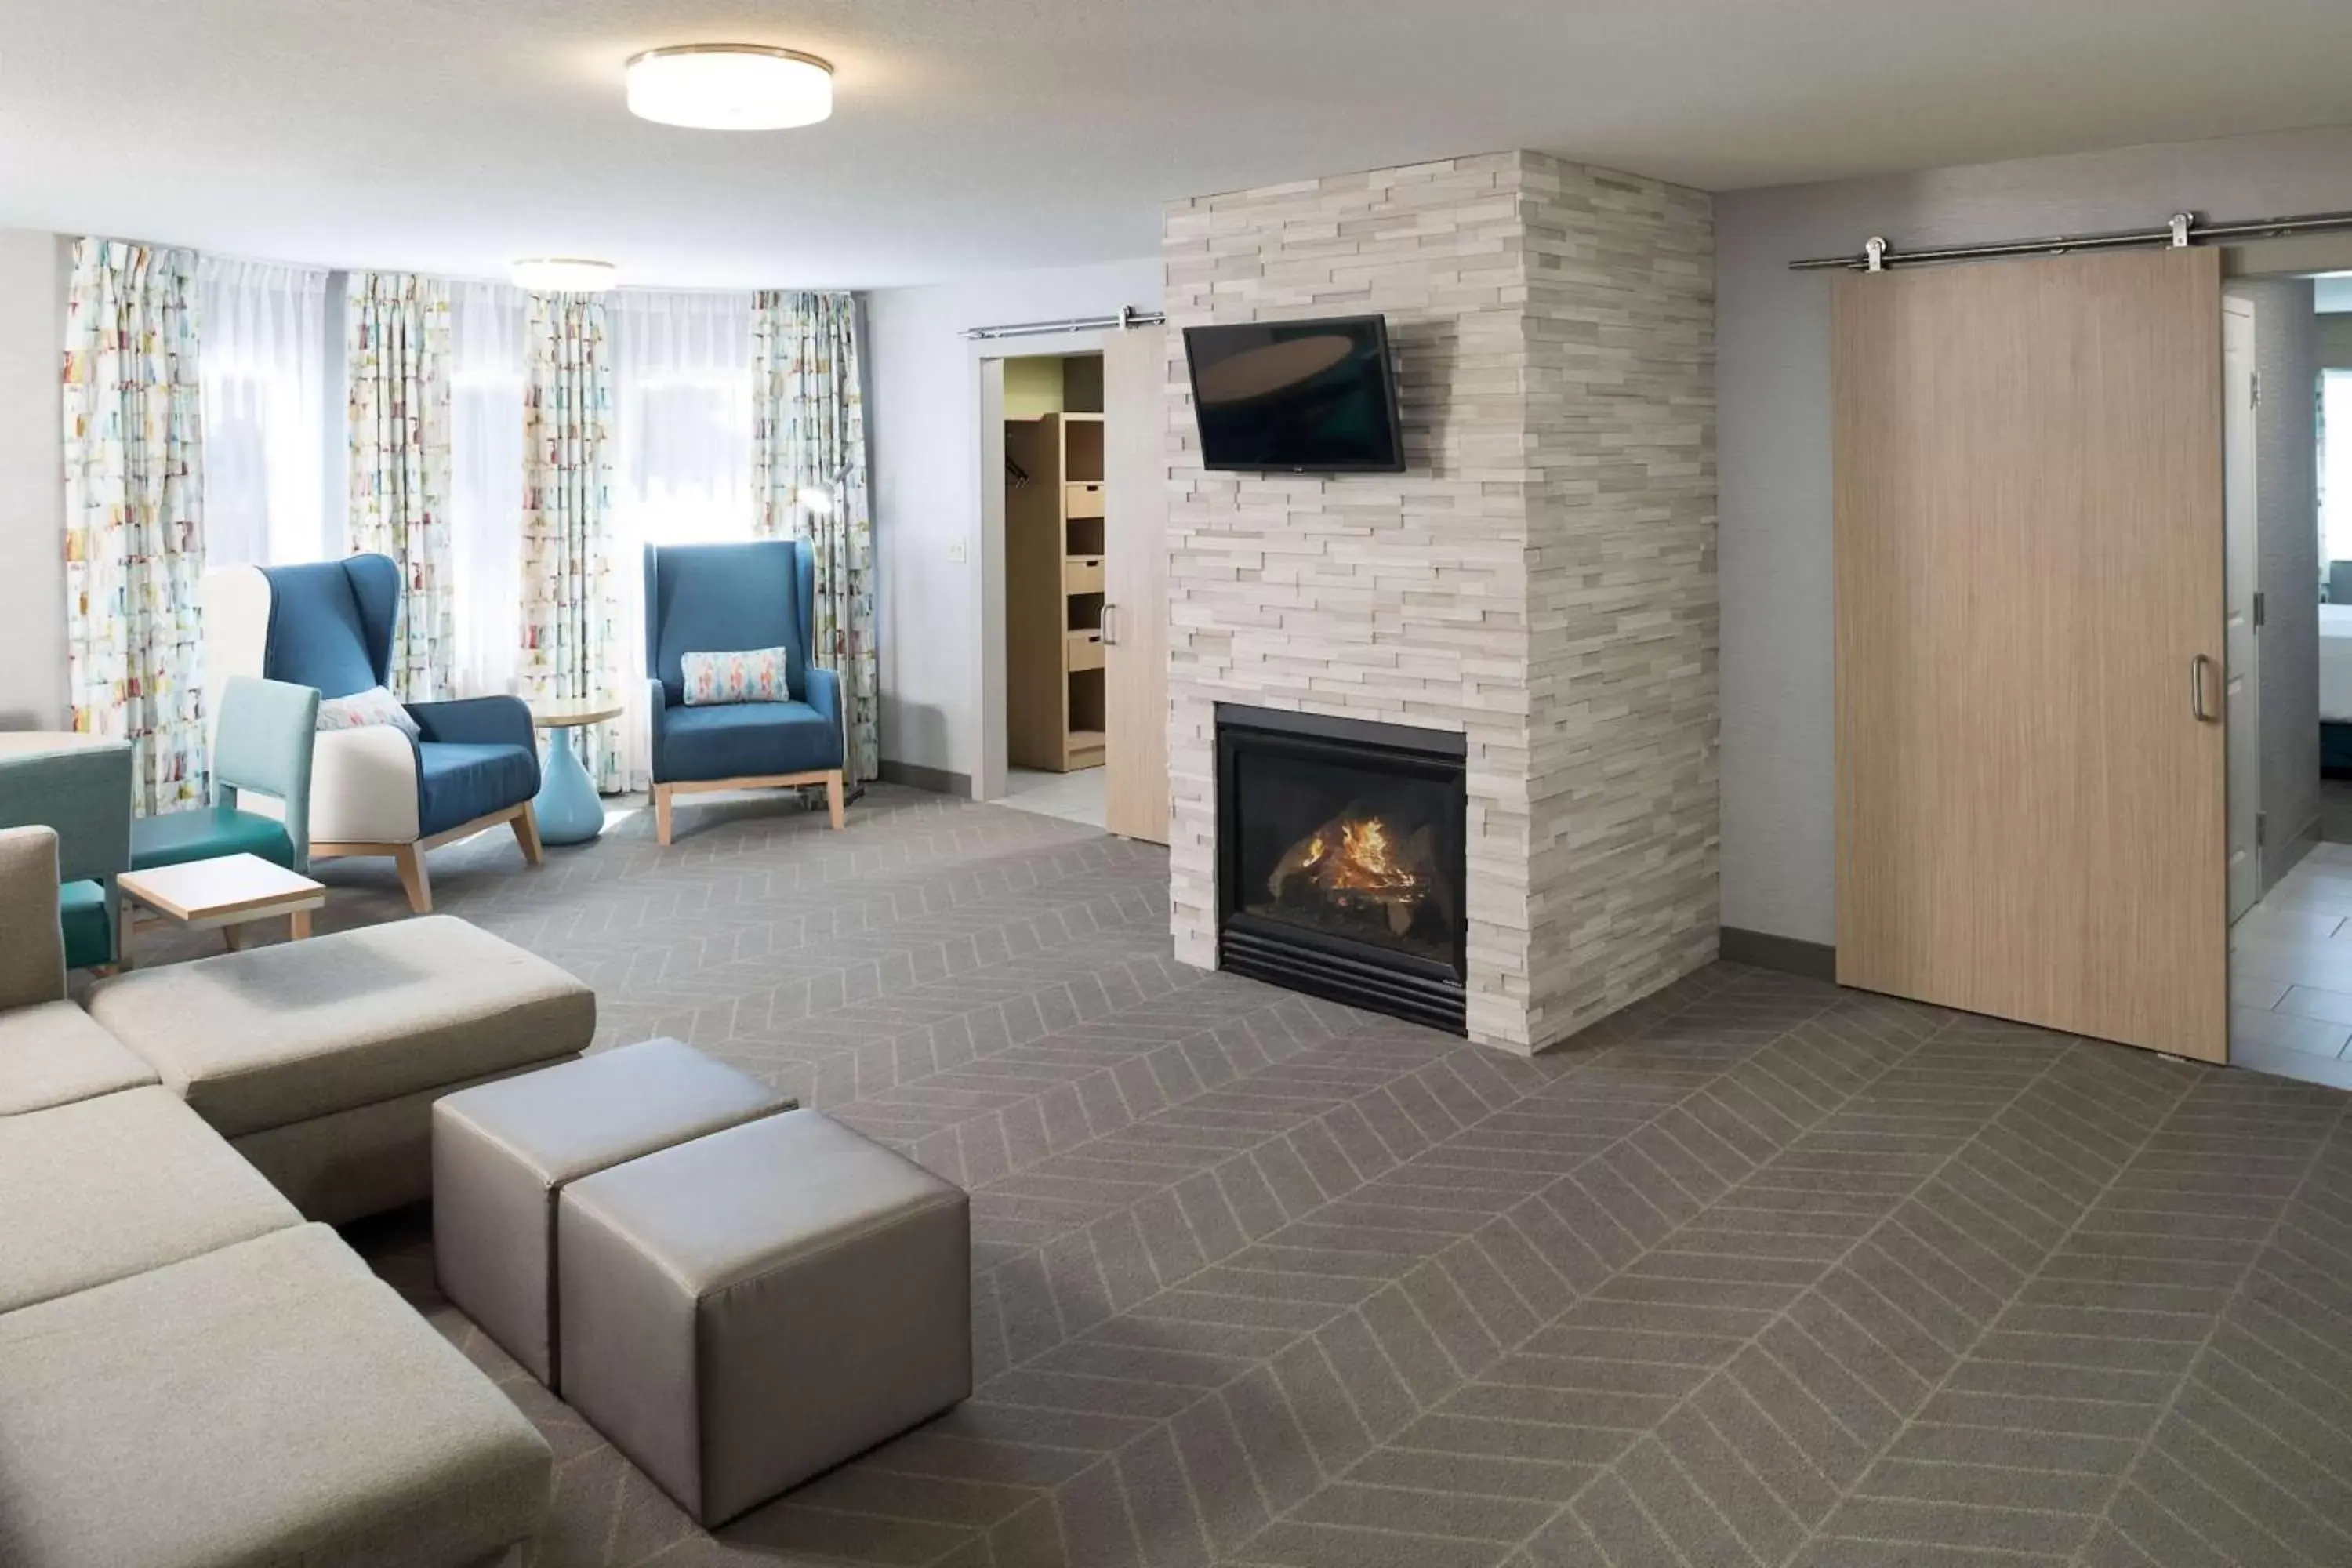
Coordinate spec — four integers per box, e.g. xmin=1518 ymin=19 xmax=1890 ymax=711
xmin=1183 ymin=315 xmax=1405 ymax=473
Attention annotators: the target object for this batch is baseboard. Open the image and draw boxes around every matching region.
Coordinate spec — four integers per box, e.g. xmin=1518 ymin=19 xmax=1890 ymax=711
xmin=878 ymin=759 xmax=972 ymax=797
xmin=1719 ymin=925 xmax=1838 ymax=982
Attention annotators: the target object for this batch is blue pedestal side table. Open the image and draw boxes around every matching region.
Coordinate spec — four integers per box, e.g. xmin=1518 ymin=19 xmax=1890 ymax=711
xmin=528 ymin=698 xmax=623 ymax=847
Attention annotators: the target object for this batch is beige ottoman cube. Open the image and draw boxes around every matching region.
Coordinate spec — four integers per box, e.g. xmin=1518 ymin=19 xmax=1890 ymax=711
xmin=557 ymin=1110 xmax=971 ymax=1526
xmin=432 ymin=1037 xmax=793 ymax=1388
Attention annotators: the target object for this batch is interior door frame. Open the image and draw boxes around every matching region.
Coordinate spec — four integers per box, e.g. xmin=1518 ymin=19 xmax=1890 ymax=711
xmin=2222 ymin=296 xmax=2262 ymax=920
xmin=970 ymin=327 xmax=1116 ymax=802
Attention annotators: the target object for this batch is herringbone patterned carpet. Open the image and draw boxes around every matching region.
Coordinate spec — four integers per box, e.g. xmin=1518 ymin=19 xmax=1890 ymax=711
xmin=194 ymin=785 xmax=2352 ymax=1568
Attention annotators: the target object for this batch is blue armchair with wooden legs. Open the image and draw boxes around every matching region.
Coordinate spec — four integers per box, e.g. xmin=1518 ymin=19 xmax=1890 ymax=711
xmin=644 ymin=540 xmax=847 ymax=845
xmin=203 ymin=554 xmax=543 ymax=912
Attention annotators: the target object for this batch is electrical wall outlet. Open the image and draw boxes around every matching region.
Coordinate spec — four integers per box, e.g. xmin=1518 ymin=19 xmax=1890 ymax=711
xmin=946 ymin=539 xmax=968 ymax=563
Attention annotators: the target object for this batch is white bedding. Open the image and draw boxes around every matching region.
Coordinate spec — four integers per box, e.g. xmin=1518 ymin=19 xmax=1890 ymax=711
xmin=2322 ymin=603 xmax=2352 ymax=722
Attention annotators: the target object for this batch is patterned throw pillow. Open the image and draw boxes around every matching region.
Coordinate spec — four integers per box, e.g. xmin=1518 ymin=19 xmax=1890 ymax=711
xmin=317 ymin=685 xmax=422 ymax=739
xmin=681 ymin=648 xmax=790 ymax=706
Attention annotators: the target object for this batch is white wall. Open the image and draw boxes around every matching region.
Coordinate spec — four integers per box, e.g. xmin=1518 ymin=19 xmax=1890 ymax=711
xmin=1718 ymin=123 xmax=2352 ymax=946
xmin=865 ymin=257 xmax=1160 ymax=783
xmin=0 ymin=229 xmax=70 ymax=729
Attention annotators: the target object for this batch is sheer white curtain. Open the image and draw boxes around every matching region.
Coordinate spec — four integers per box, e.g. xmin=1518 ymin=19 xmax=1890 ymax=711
xmin=448 ymin=281 xmax=528 ymax=697
xmin=607 ymin=289 xmax=756 ymax=786
xmin=196 ymin=257 xmax=330 ymax=568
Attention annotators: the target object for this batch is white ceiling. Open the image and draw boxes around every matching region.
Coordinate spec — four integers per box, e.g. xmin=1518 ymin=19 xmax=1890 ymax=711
xmin=7 ymin=0 xmax=2352 ymax=289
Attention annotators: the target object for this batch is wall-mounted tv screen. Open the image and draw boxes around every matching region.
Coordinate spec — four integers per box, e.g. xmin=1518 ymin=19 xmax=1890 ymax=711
xmin=1183 ymin=316 xmax=1404 ymax=473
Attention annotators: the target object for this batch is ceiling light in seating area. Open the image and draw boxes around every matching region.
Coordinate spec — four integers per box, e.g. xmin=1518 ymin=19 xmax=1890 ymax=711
xmin=626 ymin=45 xmax=834 ymax=130
xmin=510 ymin=258 xmax=619 ymax=292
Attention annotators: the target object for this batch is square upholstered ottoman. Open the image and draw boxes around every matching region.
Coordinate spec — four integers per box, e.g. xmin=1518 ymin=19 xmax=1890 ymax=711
xmin=557 ymin=1109 xmax=971 ymax=1526
xmin=433 ymin=1036 xmax=793 ymax=1389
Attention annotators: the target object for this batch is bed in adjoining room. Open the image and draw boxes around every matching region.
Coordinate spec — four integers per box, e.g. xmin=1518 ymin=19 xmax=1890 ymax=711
xmin=2322 ymin=602 xmax=2352 ymax=776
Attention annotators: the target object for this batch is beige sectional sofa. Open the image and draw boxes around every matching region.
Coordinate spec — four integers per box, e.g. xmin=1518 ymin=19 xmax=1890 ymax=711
xmin=0 ymin=826 xmax=594 ymax=1568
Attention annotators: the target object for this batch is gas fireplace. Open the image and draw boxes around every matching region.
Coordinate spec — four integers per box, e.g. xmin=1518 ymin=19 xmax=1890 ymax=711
xmin=1215 ymin=705 xmax=1468 ymax=1033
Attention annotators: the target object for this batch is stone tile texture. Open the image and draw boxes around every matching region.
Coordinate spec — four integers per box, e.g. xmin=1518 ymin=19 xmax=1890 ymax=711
xmin=1161 ymin=150 xmax=1719 ymax=1053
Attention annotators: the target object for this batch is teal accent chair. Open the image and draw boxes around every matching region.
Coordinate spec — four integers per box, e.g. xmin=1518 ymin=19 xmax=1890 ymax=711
xmin=0 ymin=737 xmax=132 ymax=971
xmin=129 ymin=677 xmax=319 ymax=875
xmin=644 ymin=540 xmax=848 ymax=845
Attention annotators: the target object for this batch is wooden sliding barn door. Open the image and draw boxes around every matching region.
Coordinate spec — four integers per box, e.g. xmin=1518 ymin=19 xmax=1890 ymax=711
xmin=1102 ymin=325 xmax=1170 ymax=844
xmin=1834 ymin=247 xmax=2227 ymax=1061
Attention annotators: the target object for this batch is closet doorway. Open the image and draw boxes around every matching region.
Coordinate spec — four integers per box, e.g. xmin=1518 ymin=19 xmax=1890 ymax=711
xmin=1004 ymin=351 xmax=1109 ymax=797
xmin=976 ymin=327 xmax=1168 ymax=843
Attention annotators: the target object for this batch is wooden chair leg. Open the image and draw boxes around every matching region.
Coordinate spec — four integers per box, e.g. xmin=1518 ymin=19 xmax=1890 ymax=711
xmin=826 ymin=771 xmax=846 ymax=830
xmin=394 ymin=844 xmax=433 ymax=914
xmin=511 ymin=802 xmax=546 ymax=866
xmin=655 ymin=785 xmax=675 ymax=846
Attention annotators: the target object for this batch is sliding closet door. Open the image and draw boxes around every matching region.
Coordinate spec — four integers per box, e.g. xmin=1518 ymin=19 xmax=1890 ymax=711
xmin=1102 ymin=325 xmax=1170 ymax=844
xmin=1835 ymin=246 xmax=2226 ymax=1061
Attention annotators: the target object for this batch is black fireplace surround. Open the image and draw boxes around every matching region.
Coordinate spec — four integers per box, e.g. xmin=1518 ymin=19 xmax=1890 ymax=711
xmin=1215 ymin=704 xmax=1468 ymax=1034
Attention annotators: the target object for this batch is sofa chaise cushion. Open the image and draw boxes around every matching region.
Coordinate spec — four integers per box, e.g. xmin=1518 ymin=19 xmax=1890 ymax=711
xmin=0 ymin=1223 xmax=552 ymax=1568
xmin=0 ymin=1086 xmax=299 ymax=1314
xmin=83 ymin=914 xmax=595 ymax=1139
xmin=0 ymin=1000 xmax=158 ymax=1116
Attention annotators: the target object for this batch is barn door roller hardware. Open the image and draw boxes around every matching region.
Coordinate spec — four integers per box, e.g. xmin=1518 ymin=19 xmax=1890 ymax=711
xmin=1791 ymin=208 xmax=2352 ymax=271
xmin=963 ymin=304 xmax=1167 ymax=341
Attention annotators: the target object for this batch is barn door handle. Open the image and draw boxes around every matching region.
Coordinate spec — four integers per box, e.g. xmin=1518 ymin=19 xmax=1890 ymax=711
xmin=1102 ymin=604 xmax=1120 ymax=646
xmin=2190 ymin=655 xmax=2216 ymax=722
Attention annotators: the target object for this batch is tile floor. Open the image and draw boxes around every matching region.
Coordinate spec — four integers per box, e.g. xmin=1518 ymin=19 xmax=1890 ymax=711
xmin=999 ymin=765 xmax=1108 ymax=829
xmin=2232 ymin=839 xmax=2352 ymax=1089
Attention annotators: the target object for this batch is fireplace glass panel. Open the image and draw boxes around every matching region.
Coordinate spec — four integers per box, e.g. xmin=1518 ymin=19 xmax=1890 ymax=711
xmin=1228 ymin=745 xmax=1462 ymax=968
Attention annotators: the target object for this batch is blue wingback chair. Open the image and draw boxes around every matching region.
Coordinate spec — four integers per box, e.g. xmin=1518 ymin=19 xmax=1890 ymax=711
xmin=644 ymin=541 xmax=847 ymax=844
xmin=202 ymin=554 xmax=543 ymax=912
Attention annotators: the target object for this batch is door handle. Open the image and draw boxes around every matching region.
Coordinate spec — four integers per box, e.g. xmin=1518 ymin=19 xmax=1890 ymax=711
xmin=2190 ymin=654 xmax=2216 ymax=722
xmin=1102 ymin=604 xmax=1119 ymax=646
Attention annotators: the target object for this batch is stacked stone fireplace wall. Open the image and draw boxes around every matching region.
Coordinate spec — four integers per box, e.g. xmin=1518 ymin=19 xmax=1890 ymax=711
xmin=1163 ymin=151 xmax=1719 ymax=1053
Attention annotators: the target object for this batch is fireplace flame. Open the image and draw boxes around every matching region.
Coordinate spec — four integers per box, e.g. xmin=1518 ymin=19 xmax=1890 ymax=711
xmin=1318 ymin=817 xmax=1417 ymax=894
xmin=1269 ymin=812 xmax=1432 ymax=937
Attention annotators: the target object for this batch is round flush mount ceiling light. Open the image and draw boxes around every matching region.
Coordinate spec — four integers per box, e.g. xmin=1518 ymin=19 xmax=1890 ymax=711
xmin=626 ymin=45 xmax=833 ymax=130
xmin=510 ymin=258 xmax=618 ymax=292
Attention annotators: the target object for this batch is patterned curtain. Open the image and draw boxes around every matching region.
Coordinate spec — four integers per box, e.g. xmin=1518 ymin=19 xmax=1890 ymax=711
xmin=521 ymin=292 xmax=622 ymax=789
xmin=346 ymin=272 xmax=454 ymax=700
xmin=751 ymin=290 xmax=877 ymax=783
xmin=62 ymin=238 xmax=209 ymax=815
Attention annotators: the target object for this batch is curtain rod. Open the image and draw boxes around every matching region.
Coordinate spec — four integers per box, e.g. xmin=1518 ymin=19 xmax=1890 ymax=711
xmin=961 ymin=304 xmax=1166 ymax=341
xmin=1788 ymin=208 xmax=2352 ymax=271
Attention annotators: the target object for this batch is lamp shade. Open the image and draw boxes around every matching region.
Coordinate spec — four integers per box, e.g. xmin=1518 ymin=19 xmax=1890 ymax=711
xmin=626 ymin=45 xmax=833 ymax=130
xmin=511 ymin=258 xmax=618 ymax=292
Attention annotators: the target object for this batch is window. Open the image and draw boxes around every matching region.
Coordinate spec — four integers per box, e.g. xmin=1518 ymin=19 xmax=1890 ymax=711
xmin=196 ymin=259 xmax=331 ymax=567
